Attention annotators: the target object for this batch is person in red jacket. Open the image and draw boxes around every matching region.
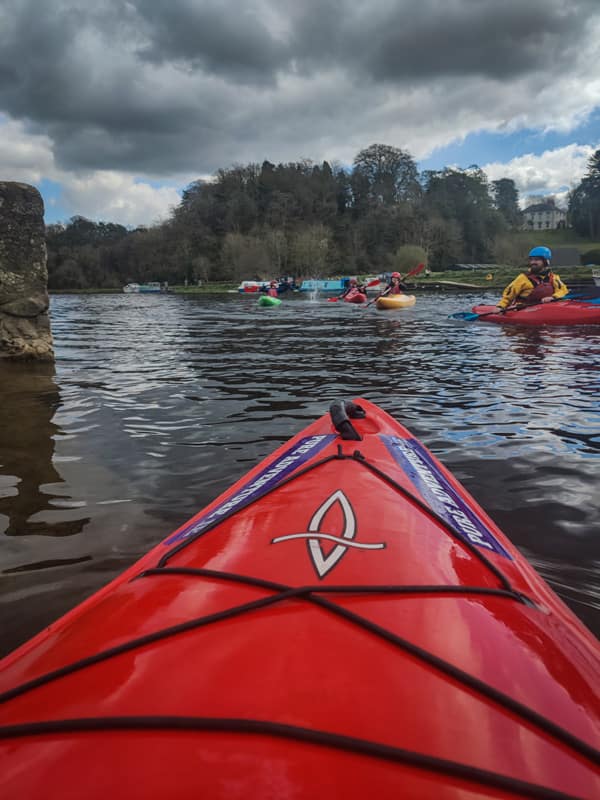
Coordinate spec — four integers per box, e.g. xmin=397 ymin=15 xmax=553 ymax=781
xmin=339 ymin=278 xmax=367 ymax=300
xmin=381 ymin=272 xmax=408 ymax=297
xmin=266 ymin=280 xmax=279 ymax=298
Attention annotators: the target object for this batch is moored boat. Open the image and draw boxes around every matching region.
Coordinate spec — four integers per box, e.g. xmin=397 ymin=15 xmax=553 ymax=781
xmin=237 ymin=280 xmax=264 ymax=293
xmin=123 ymin=282 xmax=165 ymax=294
xmin=471 ymin=300 xmax=600 ymax=325
xmin=300 ymin=278 xmax=347 ymax=293
xmin=376 ymin=293 xmax=416 ymax=310
xmin=239 ymin=278 xmax=297 ymax=294
xmin=0 ymin=398 xmax=599 ymax=799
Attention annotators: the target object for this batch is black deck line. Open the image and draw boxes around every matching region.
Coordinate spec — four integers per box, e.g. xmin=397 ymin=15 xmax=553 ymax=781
xmin=0 ymin=716 xmax=586 ymax=800
xmin=138 ymin=566 xmax=528 ymax=603
xmin=0 ymin=570 xmax=598 ymax=767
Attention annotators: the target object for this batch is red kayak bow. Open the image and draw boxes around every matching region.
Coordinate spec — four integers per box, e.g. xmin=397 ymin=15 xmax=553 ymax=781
xmin=1 ymin=399 xmax=598 ymax=799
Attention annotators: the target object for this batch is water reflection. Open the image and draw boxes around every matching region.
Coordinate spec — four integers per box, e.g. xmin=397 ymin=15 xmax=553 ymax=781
xmin=0 ymin=291 xmax=598 ymax=655
xmin=0 ymin=363 xmax=90 ymax=537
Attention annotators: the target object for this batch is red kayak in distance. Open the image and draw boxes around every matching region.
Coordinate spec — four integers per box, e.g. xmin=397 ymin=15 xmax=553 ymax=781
xmin=472 ymin=301 xmax=600 ymax=325
xmin=1 ymin=399 xmax=599 ymax=799
xmin=343 ymin=288 xmax=367 ymax=304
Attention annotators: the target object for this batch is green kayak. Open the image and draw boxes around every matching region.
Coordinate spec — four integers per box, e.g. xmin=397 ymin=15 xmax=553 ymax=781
xmin=258 ymin=295 xmax=282 ymax=307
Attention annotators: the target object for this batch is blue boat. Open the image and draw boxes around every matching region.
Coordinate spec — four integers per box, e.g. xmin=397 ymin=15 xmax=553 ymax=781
xmin=299 ymin=278 xmax=349 ymax=292
xmin=123 ymin=282 xmax=167 ymax=294
xmin=238 ymin=277 xmax=298 ymax=294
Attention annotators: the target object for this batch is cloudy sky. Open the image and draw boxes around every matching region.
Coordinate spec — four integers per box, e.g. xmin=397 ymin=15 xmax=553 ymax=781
xmin=1 ymin=0 xmax=600 ymax=226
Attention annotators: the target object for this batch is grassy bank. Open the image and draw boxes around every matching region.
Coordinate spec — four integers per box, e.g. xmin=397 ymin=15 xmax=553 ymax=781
xmin=508 ymin=229 xmax=600 ymax=251
xmin=413 ymin=265 xmax=596 ymax=290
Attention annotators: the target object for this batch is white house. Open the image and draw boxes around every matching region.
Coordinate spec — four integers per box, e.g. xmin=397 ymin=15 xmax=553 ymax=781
xmin=522 ymin=198 xmax=567 ymax=230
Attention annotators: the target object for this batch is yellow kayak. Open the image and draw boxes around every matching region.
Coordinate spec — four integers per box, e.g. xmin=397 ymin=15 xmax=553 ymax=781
xmin=376 ymin=294 xmax=416 ymax=310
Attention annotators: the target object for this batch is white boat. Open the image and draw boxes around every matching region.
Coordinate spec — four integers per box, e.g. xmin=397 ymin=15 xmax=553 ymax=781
xmin=238 ymin=278 xmax=298 ymax=293
xmin=237 ymin=280 xmax=267 ymax=293
xmin=593 ymin=269 xmax=600 ymax=287
xmin=123 ymin=282 xmax=165 ymax=294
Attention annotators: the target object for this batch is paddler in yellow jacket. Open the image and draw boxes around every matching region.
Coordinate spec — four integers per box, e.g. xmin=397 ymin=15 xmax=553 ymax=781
xmin=496 ymin=246 xmax=568 ymax=311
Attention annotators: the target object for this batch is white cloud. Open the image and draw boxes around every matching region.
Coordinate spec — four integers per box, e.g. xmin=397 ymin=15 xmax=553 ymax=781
xmin=0 ymin=115 xmax=56 ymax=183
xmin=0 ymin=116 xmax=186 ymax=226
xmin=482 ymin=144 xmax=599 ymax=207
xmin=61 ymin=172 xmax=181 ymax=227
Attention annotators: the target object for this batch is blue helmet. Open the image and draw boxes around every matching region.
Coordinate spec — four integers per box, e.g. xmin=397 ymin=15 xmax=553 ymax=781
xmin=529 ymin=246 xmax=551 ymax=261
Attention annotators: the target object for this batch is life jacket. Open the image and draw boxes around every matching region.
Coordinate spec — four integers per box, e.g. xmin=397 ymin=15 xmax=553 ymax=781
xmin=267 ymin=286 xmax=278 ymax=297
xmin=388 ymin=283 xmax=404 ymax=295
xmin=524 ymin=272 xmax=554 ymax=304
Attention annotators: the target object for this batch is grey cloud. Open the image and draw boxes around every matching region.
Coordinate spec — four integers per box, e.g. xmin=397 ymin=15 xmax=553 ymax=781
xmin=133 ymin=0 xmax=289 ymax=84
xmin=356 ymin=2 xmax=596 ymax=81
xmin=0 ymin=0 xmax=599 ymax=177
xmin=286 ymin=0 xmax=599 ymax=80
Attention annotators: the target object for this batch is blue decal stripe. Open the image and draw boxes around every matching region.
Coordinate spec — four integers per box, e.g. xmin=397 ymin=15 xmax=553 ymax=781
xmin=380 ymin=435 xmax=511 ymax=559
xmin=166 ymin=434 xmax=337 ymax=544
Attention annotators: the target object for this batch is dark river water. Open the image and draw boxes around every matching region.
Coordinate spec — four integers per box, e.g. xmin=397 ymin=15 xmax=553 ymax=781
xmin=1 ymin=290 xmax=599 ymax=655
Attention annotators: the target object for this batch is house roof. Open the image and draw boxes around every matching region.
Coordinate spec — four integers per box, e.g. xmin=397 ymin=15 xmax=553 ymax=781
xmin=524 ymin=202 xmax=566 ymax=214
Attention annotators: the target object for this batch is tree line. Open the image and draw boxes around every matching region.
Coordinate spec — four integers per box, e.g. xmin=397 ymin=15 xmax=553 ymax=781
xmin=47 ymin=143 xmax=537 ymax=290
xmin=568 ymin=148 xmax=600 ymax=242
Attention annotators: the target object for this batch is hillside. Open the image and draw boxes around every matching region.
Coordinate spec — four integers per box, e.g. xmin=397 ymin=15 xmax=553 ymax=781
xmin=509 ymin=229 xmax=600 ymax=253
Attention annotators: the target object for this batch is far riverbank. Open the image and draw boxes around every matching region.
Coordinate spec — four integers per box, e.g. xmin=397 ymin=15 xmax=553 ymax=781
xmin=49 ymin=265 xmax=597 ymax=295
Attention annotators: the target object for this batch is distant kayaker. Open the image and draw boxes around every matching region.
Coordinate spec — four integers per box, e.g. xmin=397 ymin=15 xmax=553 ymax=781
xmin=339 ymin=278 xmax=366 ymax=300
xmin=267 ymin=280 xmax=279 ymax=298
xmin=496 ymin=247 xmax=568 ymax=311
xmin=380 ymin=271 xmax=408 ymax=297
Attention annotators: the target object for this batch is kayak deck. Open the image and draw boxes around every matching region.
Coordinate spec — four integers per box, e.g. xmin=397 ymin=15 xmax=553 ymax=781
xmin=376 ymin=294 xmax=416 ymax=309
xmin=0 ymin=399 xmax=598 ymax=799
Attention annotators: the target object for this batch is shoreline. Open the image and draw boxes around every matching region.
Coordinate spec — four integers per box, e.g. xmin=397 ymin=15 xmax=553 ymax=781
xmin=47 ymin=266 xmax=597 ymax=295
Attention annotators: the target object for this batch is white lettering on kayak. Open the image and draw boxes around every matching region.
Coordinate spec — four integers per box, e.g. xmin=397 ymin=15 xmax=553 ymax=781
xmin=397 ymin=443 xmax=493 ymax=549
xmin=166 ymin=434 xmax=335 ymax=544
xmin=380 ymin=435 xmax=511 ymax=559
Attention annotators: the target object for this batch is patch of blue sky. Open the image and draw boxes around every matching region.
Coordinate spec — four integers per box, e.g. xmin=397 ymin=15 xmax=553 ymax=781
xmin=420 ymin=109 xmax=600 ymax=172
xmin=137 ymin=177 xmax=182 ymax=192
xmin=39 ymin=179 xmax=67 ymax=224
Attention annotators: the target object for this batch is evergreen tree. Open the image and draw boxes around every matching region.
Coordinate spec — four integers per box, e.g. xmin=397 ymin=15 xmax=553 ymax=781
xmin=492 ymin=178 xmax=522 ymax=228
xmin=569 ymin=149 xmax=600 ymax=238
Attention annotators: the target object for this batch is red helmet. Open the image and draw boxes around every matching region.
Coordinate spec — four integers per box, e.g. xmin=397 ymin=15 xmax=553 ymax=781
xmin=391 ymin=271 xmax=401 ymax=278
xmin=270 ymin=280 xmax=277 ymax=285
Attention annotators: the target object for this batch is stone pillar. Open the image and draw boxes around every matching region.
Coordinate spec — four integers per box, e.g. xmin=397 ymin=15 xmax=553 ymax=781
xmin=0 ymin=182 xmax=54 ymax=360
